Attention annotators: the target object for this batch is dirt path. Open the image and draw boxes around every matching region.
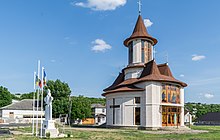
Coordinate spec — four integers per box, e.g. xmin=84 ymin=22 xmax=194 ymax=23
xmin=63 ymin=127 xmax=124 ymax=132
xmin=63 ymin=126 xmax=208 ymax=134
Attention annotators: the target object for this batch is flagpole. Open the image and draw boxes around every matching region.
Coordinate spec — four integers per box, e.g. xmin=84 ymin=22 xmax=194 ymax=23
xmin=36 ymin=60 xmax=40 ymax=137
xmin=32 ymin=72 xmax=36 ymax=135
xmin=40 ymin=67 xmax=44 ymax=138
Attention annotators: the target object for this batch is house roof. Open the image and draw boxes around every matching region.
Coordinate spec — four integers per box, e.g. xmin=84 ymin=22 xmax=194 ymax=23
xmin=103 ymin=60 xmax=187 ymax=96
xmin=197 ymin=112 xmax=220 ymax=122
xmin=0 ymin=99 xmax=38 ymax=110
xmin=91 ymin=104 xmax=106 ymax=108
xmin=95 ymin=114 xmax=106 ymax=117
xmin=124 ymin=15 xmax=158 ymax=46
xmin=184 ymin=110 xmax=191 ymax=115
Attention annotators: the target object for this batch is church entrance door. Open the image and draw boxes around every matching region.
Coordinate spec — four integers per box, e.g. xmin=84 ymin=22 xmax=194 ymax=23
xmin=162 ymin=106 xmax=180 ymax=126
xmin=135 ymin=107 xmax=140 ymax=125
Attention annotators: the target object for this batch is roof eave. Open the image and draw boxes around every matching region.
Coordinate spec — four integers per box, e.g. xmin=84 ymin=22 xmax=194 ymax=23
xmin=124 ymin=36 xmax=158 ymax=47
xmin=102 ymin=89 xmax=145 ymax=97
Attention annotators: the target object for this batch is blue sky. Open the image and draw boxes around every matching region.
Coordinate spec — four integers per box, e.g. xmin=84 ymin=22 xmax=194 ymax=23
xmin=0 ymin=0 xmax=220 ymax=104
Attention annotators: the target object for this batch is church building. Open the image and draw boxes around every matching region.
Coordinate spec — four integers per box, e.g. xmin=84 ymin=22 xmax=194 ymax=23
xmin=102 ymin=11 xmax=187 ymax=129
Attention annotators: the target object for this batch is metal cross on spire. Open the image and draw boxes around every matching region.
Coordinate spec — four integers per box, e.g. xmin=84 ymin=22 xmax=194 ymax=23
xmin=165 ymin=52 xmax=169 ymax=63
xmin=137 ymin=0 xmax=142 ymax=15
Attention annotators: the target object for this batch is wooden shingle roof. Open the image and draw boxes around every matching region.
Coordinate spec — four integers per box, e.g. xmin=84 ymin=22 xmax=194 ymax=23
xmin=103 ymin=60 xmax=187 ymax=96
xmin=124 ymin=15 xmax=158 ymax=46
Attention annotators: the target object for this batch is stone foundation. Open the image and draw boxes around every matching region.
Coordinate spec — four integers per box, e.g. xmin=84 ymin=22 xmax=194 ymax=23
xmin=42 ymin=120 xmax=59 ymax=138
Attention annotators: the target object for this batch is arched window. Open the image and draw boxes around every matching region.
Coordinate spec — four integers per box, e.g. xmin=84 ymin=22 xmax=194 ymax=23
xmin=141 ymin=40 xmax=145 ymax=63
xmin=128 ymin=43 xmax=133 ymax=64
xmin=148 ymin=42 xmax=152 ymax=61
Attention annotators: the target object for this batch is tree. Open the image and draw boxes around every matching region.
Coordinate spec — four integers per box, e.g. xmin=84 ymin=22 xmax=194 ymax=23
xmin=185 ymin=102 xmax=220 ymax=121
xmin=52 ymin=98 xmax=69 ymax=118
xmin=46 ymin=79 xmax=71 ymax=118
xmin=88 ymin=97 xmax=106 ymax=105
xmin=0 ymin=86 xmax=12 ymax=107
xmin=71 ymin=96 xmax=92 ymax=120
xmin=46 ymin=79 xmax=71 ymax=99
xmin=20 ymin=92 xmax=36 ymax=100
xmin=11 ymin=93 xmax=21 ymax=100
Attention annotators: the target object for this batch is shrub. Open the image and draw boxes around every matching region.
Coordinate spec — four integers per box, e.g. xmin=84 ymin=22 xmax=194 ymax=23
xmin=46 ymin=132 xmax=50 ymax=138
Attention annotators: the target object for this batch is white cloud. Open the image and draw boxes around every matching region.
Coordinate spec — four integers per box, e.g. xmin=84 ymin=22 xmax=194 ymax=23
xmin=179 ymin=74 xmax=185 ymax=77
xmin=64 ymin=36 xmax=70 ymax=40
xmin=144 ymin=18 xmax=153 ymax=28
xmin=91 ymin=39 xmax=112 ymax=52
xmin=51 ymin=59 xmax=56 ymax=63
xmin=74 ymin=0 xmax=127 ymax=11
xmin=69 ymin=41 xmax=77 ymax=45
xmin=192 ymin=54 xmax=206 ymax=61
xmin=204 ymin=93 xmax=214 ymax=99
xmin=189 ymin=77 xmax=220 ymax=86
xmin=75 ymin=2 xmax=85 ymax=7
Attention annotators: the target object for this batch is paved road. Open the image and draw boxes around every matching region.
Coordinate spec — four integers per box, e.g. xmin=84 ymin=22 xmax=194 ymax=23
xmin=0 ymin=129 xmax=10 ymax=136
xmin=0 ymin=123 xmax=31 ymax=136
xmin=0 ymin=123 xmax=30 ymax=128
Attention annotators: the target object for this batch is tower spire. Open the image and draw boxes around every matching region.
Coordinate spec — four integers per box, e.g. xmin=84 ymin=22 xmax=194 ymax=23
xmin=137 ymin=0 xmax=142 ymax=15
xmin=165 ymin=52 xmax=169 ymax=64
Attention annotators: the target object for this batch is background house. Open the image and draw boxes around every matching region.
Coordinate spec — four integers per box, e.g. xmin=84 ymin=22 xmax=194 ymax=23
xmin=184 ymin=110 xmax=192 ymax=125
xmin=0 ymin=99 xmax=44 ymax=123
xmin=91 ymin=104 xmax=106 ymax=125
xmin=196 ymin=112 xmax=220 ymax=125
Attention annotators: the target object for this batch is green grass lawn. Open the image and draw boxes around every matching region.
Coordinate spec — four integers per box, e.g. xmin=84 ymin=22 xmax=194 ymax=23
xmin=1 ymin=125 xmax=220 ymax=140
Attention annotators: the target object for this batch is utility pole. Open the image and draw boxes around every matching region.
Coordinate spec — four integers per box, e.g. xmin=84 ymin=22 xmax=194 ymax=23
xmin=68 ymin=95 xmax=72 ymax=127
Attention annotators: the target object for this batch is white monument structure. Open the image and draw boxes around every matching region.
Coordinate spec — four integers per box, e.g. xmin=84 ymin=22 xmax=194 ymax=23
xmin=42 ymin=89 xmax=59 ymax=137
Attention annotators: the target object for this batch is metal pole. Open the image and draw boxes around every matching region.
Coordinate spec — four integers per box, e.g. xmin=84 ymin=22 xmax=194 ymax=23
xmin=36 ymin=60 xmax=40 ymax=137
xmin=68 ymin=95 xmax=72 ymax=127
xmin=32 ymin=72 xmax=36 ymax=135
xmin=189 ymin=113 xmax=191 ymax=128
xmin=40 ymin=67 xmax=44 ymax=138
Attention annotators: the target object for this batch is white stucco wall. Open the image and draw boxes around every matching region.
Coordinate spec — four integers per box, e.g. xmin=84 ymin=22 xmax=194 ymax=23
xmin=94 ymin=108 xmax=106 ymax=115
xmin=95 ymin=116 xmax=106 ymax=125
xmin=106 ymin=82 xmax=163 ymax=128
xmin=106 ymin=92 xmax=142 ymax=126
xmin=180 ymin=88 xmax=185 ymax=126
xmin=138 ymin=82 xmax=162 ymax=128
xmin=93 ymin=107 xmax=106 ymax=125
xmin=133 ymin=40 xmax=142 ymax=64
xmin=184 ymin=112 xmax=192 ymax=124
xmin=105 ymin=82 xmax=185 ymax=128
xmin=0 ymin=109 xmax=44 ymax=123
xmin=1 ymin=109 xmax=44 ymax=119
xmin=124 ymin=67 xmax=143 ymax=80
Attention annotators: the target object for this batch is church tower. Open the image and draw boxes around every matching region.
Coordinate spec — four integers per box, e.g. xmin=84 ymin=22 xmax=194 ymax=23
xmin=124 ymin=15 xmax=157 ymax=65
xmin=123 ymin=15 xmax=158 ymax=81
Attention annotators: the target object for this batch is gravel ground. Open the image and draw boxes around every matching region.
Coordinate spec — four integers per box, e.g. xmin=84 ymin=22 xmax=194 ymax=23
xmin=142 ymin=129 xmax=209 ymax=134
xmin=64 ymin=127 xmax=209 ymax=134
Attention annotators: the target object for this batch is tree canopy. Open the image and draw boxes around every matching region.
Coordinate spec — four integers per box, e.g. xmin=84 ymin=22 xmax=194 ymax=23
xmin=46 ymin=79 xmax=71 ymax=99
xmin=11 ymin=93 xmax=21 ymax=100
xmin=185 ymin=102 xmax=220 ymax=121
xmin=0 ymin=86 xmax=12 ymax=108
xmin=20 ymin=92 xmax=36 ymax=100
xmin=1 ymin=79 xmax=106 ymax=120
xmin=71 ymin=96 xmax=92 ymax=120
xmin=46 ymin=79 xmax=71 ymax=118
